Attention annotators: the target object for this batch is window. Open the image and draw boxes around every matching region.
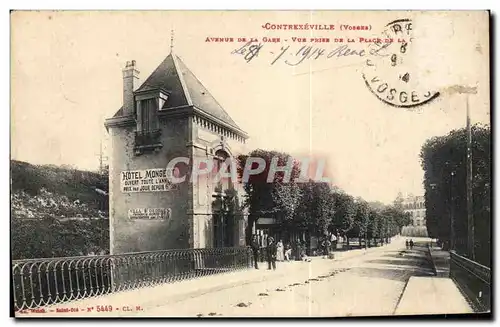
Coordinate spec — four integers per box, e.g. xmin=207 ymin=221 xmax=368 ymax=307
xmin=134 ymin=97 xmax=162 ymax=154
xmin=213 ymin=150 xmax=230 ymax=191
xmin=139 ymin=98 xmax=159 ymax=132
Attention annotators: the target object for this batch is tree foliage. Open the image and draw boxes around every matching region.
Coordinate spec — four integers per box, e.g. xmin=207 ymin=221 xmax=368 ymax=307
xmin=237 ymin=149 xmax=302 ymax=243
xmin=238 ymin=149 xmax=410 ymax=246
xmin=294 ymin=181 xmax=334 ymax=236
xmin=420 ymin=124 xmax=491 ymax=266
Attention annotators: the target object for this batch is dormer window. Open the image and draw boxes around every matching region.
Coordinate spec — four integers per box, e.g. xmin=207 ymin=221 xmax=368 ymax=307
xmin=133 ymin=88 xmax=170 ymax=155
xmin=139 ymin=98 xmax=159 ymax=132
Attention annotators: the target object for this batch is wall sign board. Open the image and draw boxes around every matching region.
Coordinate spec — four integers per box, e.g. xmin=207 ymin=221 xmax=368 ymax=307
xmin=128 ymin=208 xmax=171 ymax=220
xmin=121 ymin=168 xmax=175 ymax=193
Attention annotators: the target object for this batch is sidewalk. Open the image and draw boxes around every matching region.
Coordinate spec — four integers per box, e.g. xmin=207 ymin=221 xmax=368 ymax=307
xmin=17 ymin=237 xmax=404 ymax=317
xmin=395 ymin=276 xmax=472 ymax=315
xmin=394 ymin=244 xmax=472 ymax=315
xmin=428 ymin=244 xmax=451 ymax=277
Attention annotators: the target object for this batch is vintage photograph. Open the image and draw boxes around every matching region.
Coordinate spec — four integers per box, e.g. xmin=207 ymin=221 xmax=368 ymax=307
xmin=10 ymin=10 xmax=491 ymax=317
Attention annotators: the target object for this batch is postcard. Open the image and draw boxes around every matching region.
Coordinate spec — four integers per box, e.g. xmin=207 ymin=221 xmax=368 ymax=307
xmin=10 ymin=10 xmax=491 ymax=318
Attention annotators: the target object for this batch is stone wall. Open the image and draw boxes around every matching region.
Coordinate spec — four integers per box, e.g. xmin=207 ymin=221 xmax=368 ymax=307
xmin=109 ymin=118 xmax=190 ymax=254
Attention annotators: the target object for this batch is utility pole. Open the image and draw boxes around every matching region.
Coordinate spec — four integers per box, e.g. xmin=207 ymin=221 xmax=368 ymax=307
xmin=466 ymin=94 xmax=475 ymax=260
xmin=442 ymin=85 xmax=477 ymax=259
xmin=450 ymin=171 xmax=456 ymax=251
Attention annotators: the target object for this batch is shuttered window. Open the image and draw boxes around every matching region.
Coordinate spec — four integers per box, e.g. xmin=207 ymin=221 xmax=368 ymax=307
xmin=140 ymin=98 xmax=158 ymax=132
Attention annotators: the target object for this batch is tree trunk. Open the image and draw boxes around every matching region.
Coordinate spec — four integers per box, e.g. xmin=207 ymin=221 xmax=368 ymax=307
xmin=305 ymin=228 xmax=311 ymax=255
xmin=245 ymin=215 xmax=255 ymax=245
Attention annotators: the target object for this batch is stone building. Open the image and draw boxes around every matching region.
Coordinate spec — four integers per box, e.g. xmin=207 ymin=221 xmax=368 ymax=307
xmin=402 ymin=194 xmax=426 ymax=227
xmin=105 ymin=51 xmax=248 ymax=254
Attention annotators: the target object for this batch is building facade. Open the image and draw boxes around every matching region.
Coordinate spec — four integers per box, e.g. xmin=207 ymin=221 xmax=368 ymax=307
xmin=105 ymin=52 xmax=248 ymax=254
xmin=402 ymin=194 xmax=426 ymax=227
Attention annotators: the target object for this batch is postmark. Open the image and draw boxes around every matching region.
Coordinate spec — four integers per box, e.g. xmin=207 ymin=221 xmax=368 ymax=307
xmin=362 ymin=19 xmax=440 ymax=108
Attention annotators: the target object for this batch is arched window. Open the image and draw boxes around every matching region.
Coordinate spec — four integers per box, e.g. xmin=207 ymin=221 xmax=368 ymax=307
xmin=212 ymin=149 xmax=234 ymax=248
xmin=213 ymin=150 xmax=230 ymax=192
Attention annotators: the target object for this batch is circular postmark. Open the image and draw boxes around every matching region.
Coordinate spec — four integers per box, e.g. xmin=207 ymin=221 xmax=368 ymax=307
xmin=362 ymin=19 xmax=440 ymax=108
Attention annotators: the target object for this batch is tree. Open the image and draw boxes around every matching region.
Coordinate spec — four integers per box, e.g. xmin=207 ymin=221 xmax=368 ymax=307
xmin=272 ymin=181 xmax=302 ymax=225
xmin=353 ymin=199 xmax=370 ymax=248
xmin=294 ymin=181 xmax=335 ymax=251
xmin=237 ymin=149 xmax=301 ymax=244
xmin=420 ymin=124 xmax=491 ymax=266
xmin=330 ymin=191 xmax=356 ymax=247
xmin=367 ymin=208 xmax=381 ymax=246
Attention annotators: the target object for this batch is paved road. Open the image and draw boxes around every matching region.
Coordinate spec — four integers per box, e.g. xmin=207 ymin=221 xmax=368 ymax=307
xmin=142 ymin=238 xmax=436 ymax=317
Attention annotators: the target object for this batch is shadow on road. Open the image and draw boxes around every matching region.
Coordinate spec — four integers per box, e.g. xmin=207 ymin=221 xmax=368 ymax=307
xmin=351 ymin=266 xmax=434 ymax=282
xmin=349 ymin=245 xmax=435 ymax=283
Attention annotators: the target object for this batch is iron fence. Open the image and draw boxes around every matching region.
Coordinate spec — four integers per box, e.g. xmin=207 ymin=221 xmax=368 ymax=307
xmin=450 ymin=251 xmax=491 ymax=312
xmin=12 ymin=247 xmax=253 ymax=312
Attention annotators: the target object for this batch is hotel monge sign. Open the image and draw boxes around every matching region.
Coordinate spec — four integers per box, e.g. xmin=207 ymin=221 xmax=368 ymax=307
xmin=121 ymin=168 xmax=175 ymax=193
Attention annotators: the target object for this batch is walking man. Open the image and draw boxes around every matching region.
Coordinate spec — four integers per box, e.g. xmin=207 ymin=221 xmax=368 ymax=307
xmin=251 ymin=234 xmax=260 ymax=269
xmin=409 ymin=239 xmax=414 ymax=250
xmin=405 ymin=239 xmax=409 ymax=250
xmin=266 ymin=237 xmax=277 ymax=270
xmin=330 ymin=233 xmax=337 ymax=252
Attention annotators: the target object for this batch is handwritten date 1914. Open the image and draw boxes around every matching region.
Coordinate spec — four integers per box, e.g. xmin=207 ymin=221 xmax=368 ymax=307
xmin=232 ymin=41 xmax=370 ymax=66
xmin=273 ymin=44 xmax=367 ymax=66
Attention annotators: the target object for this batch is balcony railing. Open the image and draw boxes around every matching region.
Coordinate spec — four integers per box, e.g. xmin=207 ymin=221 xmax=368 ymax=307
xmin=12 ymin=247 xmax=253 ymax=312
xmin=134 ymin=129 xmax=162 ymax=154
xmin=450 ymin=251 xmax=491 ymax=312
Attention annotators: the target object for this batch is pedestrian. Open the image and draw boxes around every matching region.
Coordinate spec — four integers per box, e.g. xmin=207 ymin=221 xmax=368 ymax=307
xmin=405 ymin=239 xmax=409 ymax=250
xmin=409 ymin=239 xmax=414 ymax=250
xmin=284 ymin=243 xmax=292 ymax=261
xmin=276 ymin=239 xmax=285 ymax=262
xmin=266 ymin=237 xmax=277 ymax=270
xmin=322 ymin=238 xmax=331 ymax=256
xmin=330 ymin=233 xmax=337 ymax=252
xmin=250 ymin=234 xmax=260 ymax=269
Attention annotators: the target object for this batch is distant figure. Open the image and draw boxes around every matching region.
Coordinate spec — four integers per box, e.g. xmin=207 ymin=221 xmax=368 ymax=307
xmin=276 ymin=239 xmax=285 ymax=262
xmin=330 ymin=233 xmax=337 ymax=251
xmin=409 ymin=239 xmax=414 ymax=250
xmin=266 ymin=237 xmax=278 ymax=270
xmin=320 ymin=238 xmax=327 ymax=256
xmin=405 ymin=239 xmax=409 ymax=249
xmin=324 ymin=239 xmax=331 ymax=255
xmin=250 ymin=235 xmax=260 ymax=269
xmin=262 ymin=234 xmax=268 ymax=247
xmin=284 ymin=244 xmax=292 ymax=261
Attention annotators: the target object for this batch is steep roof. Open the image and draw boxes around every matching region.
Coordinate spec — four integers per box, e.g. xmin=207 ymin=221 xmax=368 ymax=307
xmin=134 ymin=53 xmax=242 ymax=131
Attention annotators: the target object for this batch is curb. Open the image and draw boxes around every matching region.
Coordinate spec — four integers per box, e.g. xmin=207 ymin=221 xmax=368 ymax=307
xmin=427 ymin=244 xmax=438 ymax=276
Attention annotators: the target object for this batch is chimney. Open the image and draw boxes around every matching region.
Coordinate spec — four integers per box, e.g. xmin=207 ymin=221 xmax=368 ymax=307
xmin=122 ymin=60 xmax=140 ymax=116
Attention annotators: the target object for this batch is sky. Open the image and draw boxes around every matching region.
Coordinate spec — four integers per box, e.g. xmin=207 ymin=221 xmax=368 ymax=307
xmin=10 ymin=11 xmax=490 ymax=204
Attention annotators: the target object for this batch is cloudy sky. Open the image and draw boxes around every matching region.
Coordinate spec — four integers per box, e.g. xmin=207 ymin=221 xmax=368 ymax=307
xmin=11 ymin=11 xmax=490 ymax=203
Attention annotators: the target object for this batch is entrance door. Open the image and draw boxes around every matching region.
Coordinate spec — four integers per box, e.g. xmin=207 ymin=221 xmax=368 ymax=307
xmin=213 ymin=212 xmax=234 ymax=248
